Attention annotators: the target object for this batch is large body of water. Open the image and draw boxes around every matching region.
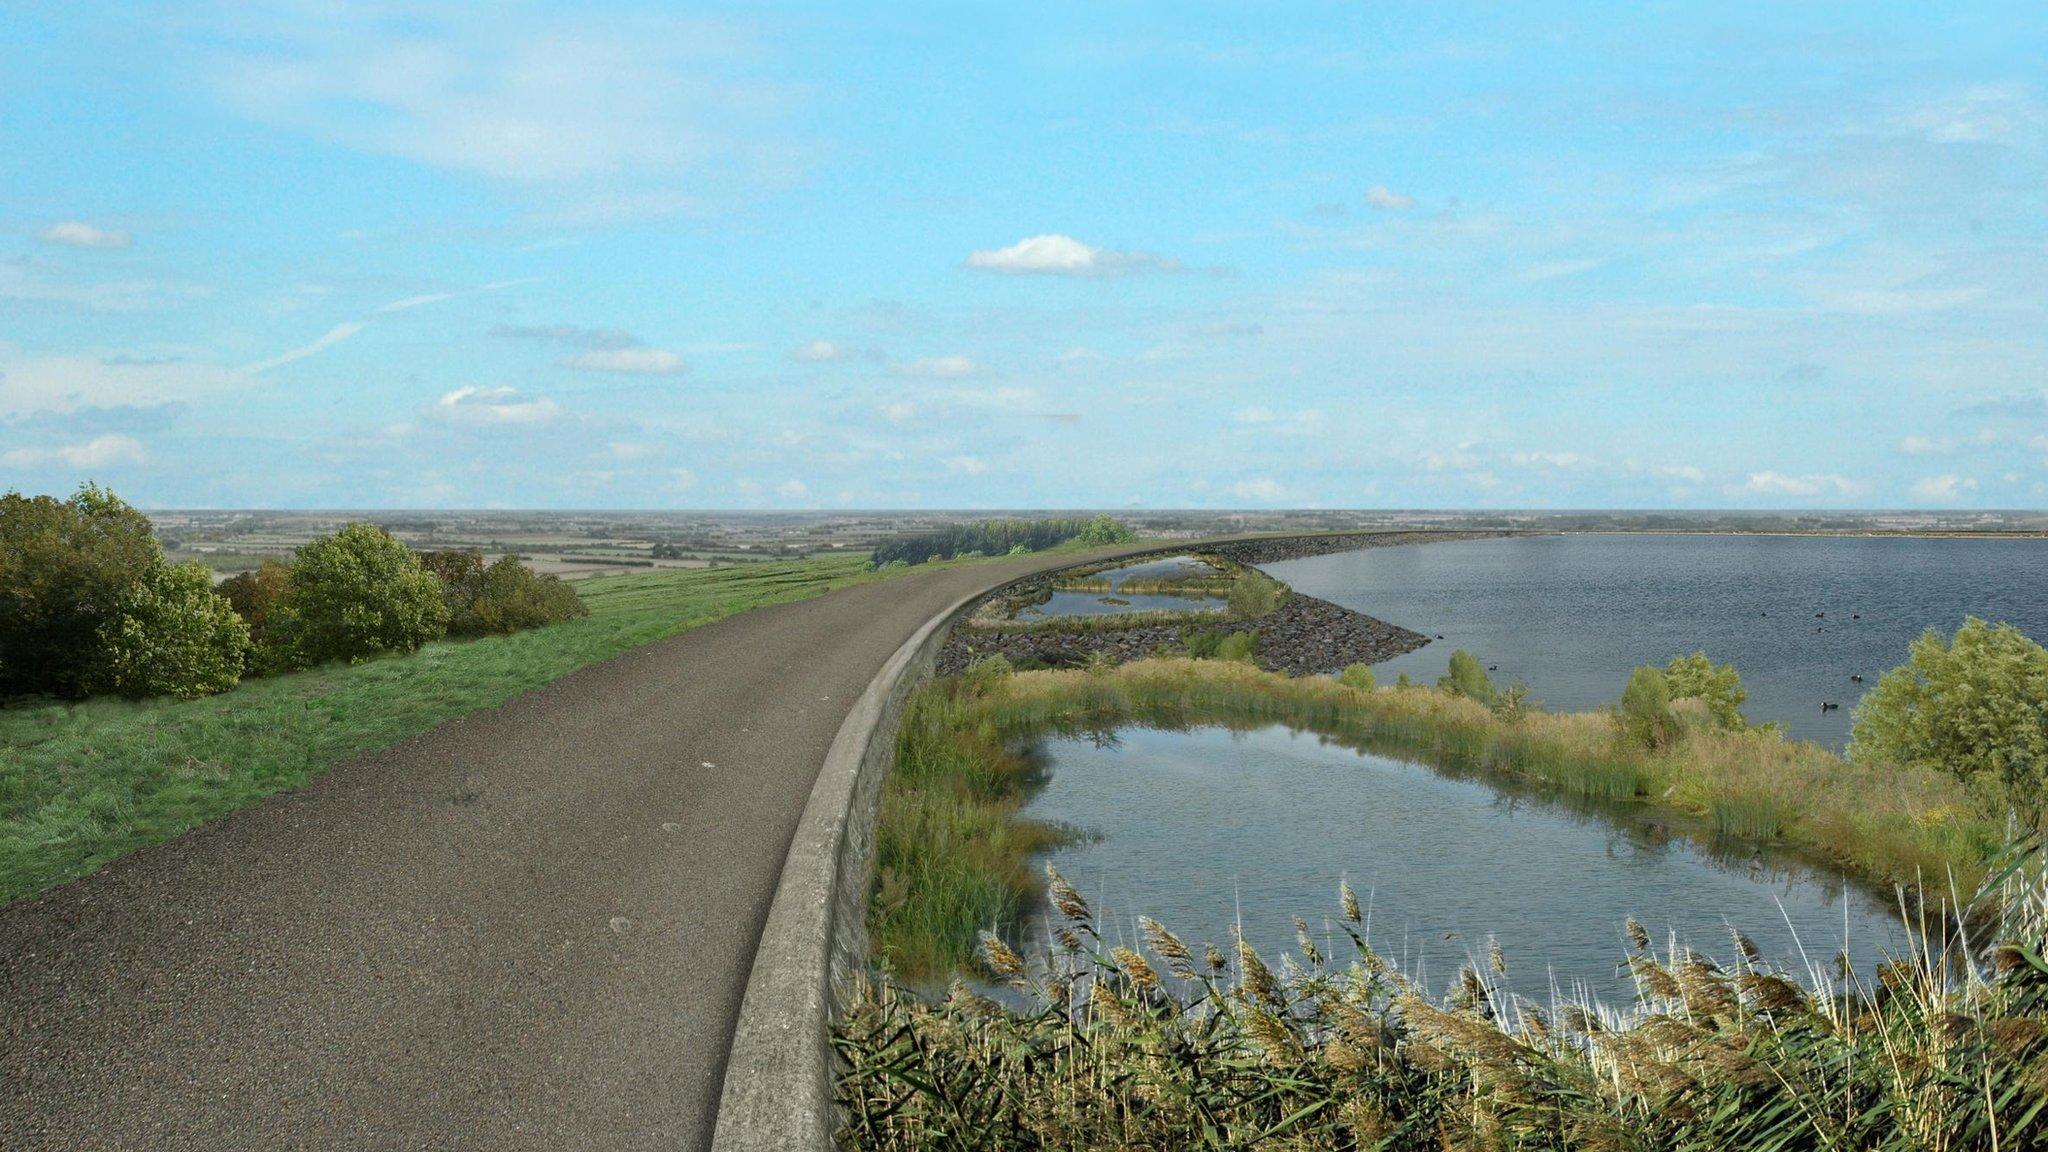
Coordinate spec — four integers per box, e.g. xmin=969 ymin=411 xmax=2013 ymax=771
xmin=1023 ymin=554 xmax=1229 ymax=619
xmin=1269 ymin=533 xmax=2048 ymax=746
xmin=1023 ymin=725 xmax=1904 ymax=1004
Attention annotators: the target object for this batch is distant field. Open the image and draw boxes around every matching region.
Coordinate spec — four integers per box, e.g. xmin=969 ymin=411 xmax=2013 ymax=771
xmin=0 ymin=556 xmax=904 ymax=906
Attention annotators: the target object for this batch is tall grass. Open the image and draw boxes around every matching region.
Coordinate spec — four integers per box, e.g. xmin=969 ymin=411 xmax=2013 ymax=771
xmin=836 ymin=843 xmax=2048 ymax=1150
xmin=868 ymin=658 xmax=2008 ymax=983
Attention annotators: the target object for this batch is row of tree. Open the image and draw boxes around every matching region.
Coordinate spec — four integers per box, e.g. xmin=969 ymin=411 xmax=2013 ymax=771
xmin=869 ymin=514 xmax=1135 ymax=567
xmin=0 ymin=485 xmax=586 ymax=701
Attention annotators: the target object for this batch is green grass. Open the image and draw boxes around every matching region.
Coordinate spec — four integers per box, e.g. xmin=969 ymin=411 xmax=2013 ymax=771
xmin=0 ymin=554 xmax=899 ymax=905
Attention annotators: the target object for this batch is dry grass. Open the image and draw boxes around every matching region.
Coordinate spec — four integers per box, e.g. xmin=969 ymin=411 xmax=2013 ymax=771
xmin=837 ymin=845 xmax=2048 ymax=1150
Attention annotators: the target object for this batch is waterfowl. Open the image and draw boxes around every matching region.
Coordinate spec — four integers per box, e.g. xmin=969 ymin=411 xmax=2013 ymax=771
xmin=1850 ymin=674 xmax=1864 ymax=683
xmin=1821 ymin=701 xmax=1840 ymax=711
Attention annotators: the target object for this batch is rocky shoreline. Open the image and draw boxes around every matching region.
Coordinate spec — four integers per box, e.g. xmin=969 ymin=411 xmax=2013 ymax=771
xmin=932 ymin=531 xmax=1506 ymax=677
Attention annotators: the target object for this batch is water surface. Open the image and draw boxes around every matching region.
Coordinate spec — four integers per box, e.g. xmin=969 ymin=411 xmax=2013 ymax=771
xmin=1268 ymin=534 xmax=2048 ymax=745
xmin=1024 ymin=725 xmax=1905 ymax=1004
xmin=1023 ymin=554 xmax=1228 ymax=619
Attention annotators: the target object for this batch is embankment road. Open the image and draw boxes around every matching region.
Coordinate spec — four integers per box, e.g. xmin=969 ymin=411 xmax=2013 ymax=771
xmin=0 ymin=533 xmax=1487 ymax=1150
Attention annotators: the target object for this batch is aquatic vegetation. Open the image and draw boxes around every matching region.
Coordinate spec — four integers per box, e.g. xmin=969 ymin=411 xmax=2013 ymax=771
xmin=837 ymin=846 xmax=2048 ymax=1151
xmin=869 ymin=658 xmax=2008 ymax=980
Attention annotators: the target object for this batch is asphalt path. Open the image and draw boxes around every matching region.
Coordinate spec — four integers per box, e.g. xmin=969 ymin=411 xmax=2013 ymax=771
xmin=0 ymin=551 xmax=1132 ymax=1151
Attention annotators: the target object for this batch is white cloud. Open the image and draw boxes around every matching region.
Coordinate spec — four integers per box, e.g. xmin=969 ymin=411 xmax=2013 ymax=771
xmin=1898 ymin=435 xmax=1955 ymax=455
xmin=1364 ymin=185 xmax=1417 ymax=210
xmin=1508 ymin=451 xmax=1598 ymax=470
xmin=881 ymin=400 xmax=917 ymax=422
xmin=1231 ymin=477 xmax=1285 ymax=501
xmin=1 ymin=433 xmax=147 ymax=468
xmin=1734 ymin=471 xmax=1864 ymax=498
xmin=40 ymin=222 xmax=132 ymax=248
xmin=208 ymin=11 xmax=799 ymax=208
xmin=432 ymin=386 xmax=563 ymax=426
xmin=1910 ymin=474 xmax=1978 ymax=501
xmin=890 ymin=355 xmax=977 ymax=378
xmin=562 ymin=347 xmax=688 ymax=375
xmin=0 ymin=345 xmax=244 ymax=419
xmin=606 ymin=442 xmax=656 ymax=460
xmin=776 ymin=478 xmax=809 ymax=499
xmin=245 ymin=321 xmax=367 ymax=374
xmin=669 ymin=467 xmax=697 ymax=490
xmin=1657 ymin=464 xmax=1707 ymax=483
xmin=965 ymin=234 xmax=1180 ymax=277
xmin=943 ymin=455 xmax=987 ymax=476
xmin=791 ymin=340 xmax=853 ymax=362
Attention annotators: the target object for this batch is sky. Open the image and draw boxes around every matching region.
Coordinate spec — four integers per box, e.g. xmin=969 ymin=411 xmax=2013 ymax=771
xmin=2 ymin=1 xmax=2044 ymax=510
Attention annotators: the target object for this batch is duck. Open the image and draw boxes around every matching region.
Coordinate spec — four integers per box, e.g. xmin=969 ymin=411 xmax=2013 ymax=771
xmin=1821 ymin=702 xmax=1840 ymax=712
xmin=1850 ymin=674 xmax=1864 ymax=683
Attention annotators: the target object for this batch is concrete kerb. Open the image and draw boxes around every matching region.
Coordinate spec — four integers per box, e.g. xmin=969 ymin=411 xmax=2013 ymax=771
xmin=708 ymin=532 xmax=1461 ymax=1150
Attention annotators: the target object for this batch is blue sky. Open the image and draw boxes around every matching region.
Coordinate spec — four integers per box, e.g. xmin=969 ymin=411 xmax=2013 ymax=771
xmin=2 ymin=1 xmax=2044 ymax=509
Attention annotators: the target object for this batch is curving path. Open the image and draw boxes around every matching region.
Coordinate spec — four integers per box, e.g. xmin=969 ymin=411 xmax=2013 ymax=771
xmin=0 ymin=549 xmax=1143 ymax=1151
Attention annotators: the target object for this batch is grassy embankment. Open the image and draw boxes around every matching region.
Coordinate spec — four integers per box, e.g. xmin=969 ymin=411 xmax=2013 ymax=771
xmin=0 ymin=555 xmax=917 ymax=905
xmin=870 ymin=657 xmax=2008 ymax=981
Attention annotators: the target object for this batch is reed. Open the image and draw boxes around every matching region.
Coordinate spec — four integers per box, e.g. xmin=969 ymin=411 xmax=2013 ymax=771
xmin=836 ymin=843 xmax=2048 ymax=1151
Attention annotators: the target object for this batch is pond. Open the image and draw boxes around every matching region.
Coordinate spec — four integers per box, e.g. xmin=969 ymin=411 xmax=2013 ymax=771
xmin=1019 ymin=554 xmax=1230 ymax=619
xmin=1268 ymin=533 xmax=2048 ymax=746
xmin=1021 ymin=724 xmax=1906 ymax=1005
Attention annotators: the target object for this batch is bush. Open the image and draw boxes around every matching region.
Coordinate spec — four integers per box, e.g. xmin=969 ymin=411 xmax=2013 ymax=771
xmin=0 ymin=483 xmax=162 ymax=697
xmin=1664 ymin=650 xmax=1749 ymax=728
xmin=1214 ymin=630 xmax=1259 ymax=663
xmin=418 ymin=548 xmax=487 ymax=622
xmin=453 ymin=557 xmax=588 ymax=636
xmin=1073 ymin=514 xmax=1135 ymax=547
xmin=88 ymin=562 xmax=250 ymax=698
xmin=1437 ymin=650 xmax=1496 ymax=704
xmin=1181 ymin=626 xmax=1224 ymax=659
xmin=1225 ymin=569 xmax=1287 ymax=619
xmin=218 ymin=560 xmax=292 ymax=648
xmin=1851 ymin=617 xmax=2048 ymax=814
xmin=1492 ymin=681 xmax=1531 ymax=723
xmin=265 ymin=523 xmax=451 ymax=667
xmin=1619 ymin=665 xmax=1678 ymax=750
xmin=1337 ymin=662 xmax=1376 ymax=691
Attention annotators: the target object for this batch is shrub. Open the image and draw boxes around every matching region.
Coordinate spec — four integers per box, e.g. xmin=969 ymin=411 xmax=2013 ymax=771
xmin=1337 ymin=662 xmax=1376 ymax=691
xmin=1073 ymin=514 xmax=1135 ymax=547
xmin=218 ymin=560 xmax=292 ymax=646
xmin=1213 ymin=630 xmax=1259 ymax=663
xmin=1851 ymin=617 xmax=2048 ymax=815
xmin=454 ymin=557 xmax=588 ymax=637
xmin=1437 ymin=649 xmax=1496 ymax=704
xmin=1225 ymin=569 xmax=1287 ymax=619
xmin=265 ymin=523 xmax=451 ymax=667
xmin=1181 ymin=626 xmax=1224 ymax=659
xmin=1492 ymin=681 xmax=1530 ymax=723
xmin=1664 ymin=650 xmax=1749 ymax=728
xmin=1619 ymin=665 xmax=1678 ymax=750
xmin=88 ymin=562 xmax=249 ymax=698
xmin=1006 ymin=544 xmax=1030 ymax=556
xmin=0 ymin=483 xmax=162 ymax=697
xmin=418 ymin=548 xmax=486 ymax=621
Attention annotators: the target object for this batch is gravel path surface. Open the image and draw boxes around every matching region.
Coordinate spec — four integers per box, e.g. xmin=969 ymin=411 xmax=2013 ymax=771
xmin=0 ymin=552 xmax=1110 ymax=1152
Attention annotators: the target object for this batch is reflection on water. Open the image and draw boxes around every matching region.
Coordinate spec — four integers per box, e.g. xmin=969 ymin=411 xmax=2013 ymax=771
xmin=1021 ymin=724 xmax=1906 ymax=1004
xmin=1268 ymin=534 xmax=2048 ymax=746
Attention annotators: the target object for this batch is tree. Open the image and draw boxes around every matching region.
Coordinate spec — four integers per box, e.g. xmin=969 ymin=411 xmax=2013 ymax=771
xmin=265 ymin=523 xmax=451 ymax=667
xmin=89 ymin=562 xmax=250 ymax=698
xmin=218 ymin=559 xmax=292 ymax=647
xmin=0 ymin=483 xmax=162 ymax=696
xmin=1663 ymin=651 xmax=1749 ymax=729
xmin=1338 ymin=663 xmax=1376 ymax=691
xmin=1850 ymin=618 xmax=2048 ymax=812
xmin=1619 ymin=666 xmax=1678 ymax=750
xmin=1438 ymin=650 xmax=1496 ymax=704
xmin=1074 ymin=514 xmax=1136 ymax=547
xmin=454 ymin=557 xmax=587 ymax=636
xmin=417 ymin=548 xmax=487 ymax=624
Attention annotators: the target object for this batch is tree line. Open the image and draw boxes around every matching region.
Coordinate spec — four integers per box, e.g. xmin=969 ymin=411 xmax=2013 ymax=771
xmin=870 ymin=514 xmax=1135 ymax=567
xmin=0 ymin=485 xmax=587 ymax=701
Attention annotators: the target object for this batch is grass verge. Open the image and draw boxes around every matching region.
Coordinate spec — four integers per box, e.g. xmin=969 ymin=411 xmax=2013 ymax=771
xmin=869 ymin=657 xmax=2009 ymax=980
xmin=0 ymin=555 xmax=908 ymax=905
